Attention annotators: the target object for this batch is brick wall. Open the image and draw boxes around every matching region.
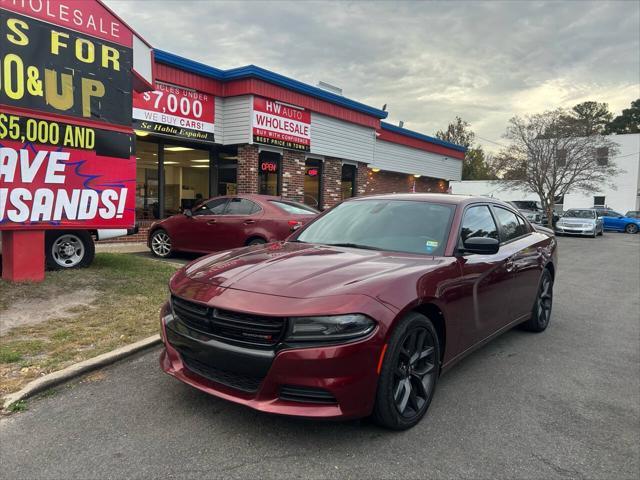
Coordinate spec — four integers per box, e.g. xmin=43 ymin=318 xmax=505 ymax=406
xmin=237 ymin=144 xmax=259 ymax=194
xmin=281 ymin=150 xmax=306 ymax=202
xmin=322 ymin=157 xmax=343 ymax=209
xmin=356 ymin=162 xmax=369 ymax=196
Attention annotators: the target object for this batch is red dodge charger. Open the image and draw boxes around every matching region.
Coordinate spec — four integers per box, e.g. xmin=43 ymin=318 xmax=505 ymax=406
xmin=159 ymin=194 xmax=557 ymax=429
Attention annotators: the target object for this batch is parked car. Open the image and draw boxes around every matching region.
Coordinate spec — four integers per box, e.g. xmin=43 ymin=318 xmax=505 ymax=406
xmin=507 ymin=200 xmax=559 ymax=225
xmin=594 ymin=208 xmax=640 ymax=234
xmin=159 ymin=194 xmax=557 ymax=430
xmin=0 ymin=228 xmax=138 ymax=270
xmin=148 ymin=194 xmax=319 ymax=257
xmin=625 ymin=211 xmax=640 ymax=219
xmin=507 ymin=200 xmax=544 ymax=224
xmin=554 ymin=209 xmax=603 ymax=237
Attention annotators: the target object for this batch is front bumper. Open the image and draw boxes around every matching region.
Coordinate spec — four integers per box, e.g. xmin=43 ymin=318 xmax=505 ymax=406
xmin=555 ymin=225 xmax=596 ymax=236
xmin=159 ymin=302 xmax=385 ymax=420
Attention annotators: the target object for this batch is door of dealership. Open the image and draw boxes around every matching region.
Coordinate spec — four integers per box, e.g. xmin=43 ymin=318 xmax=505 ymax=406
xmin=135 ymin=134 xmax=238 ymax=220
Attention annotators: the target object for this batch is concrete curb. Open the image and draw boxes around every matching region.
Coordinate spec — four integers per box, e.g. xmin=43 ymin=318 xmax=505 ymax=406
xmin=2 ymin=334 xmax=161 ymax=411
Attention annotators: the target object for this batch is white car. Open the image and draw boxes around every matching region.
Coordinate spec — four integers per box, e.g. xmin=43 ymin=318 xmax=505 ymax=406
xmin=555 ymin=209 xmax=603 ymax=238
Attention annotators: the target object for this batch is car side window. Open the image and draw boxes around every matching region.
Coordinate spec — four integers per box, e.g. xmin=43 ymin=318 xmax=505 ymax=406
xmin=516 ymin=214 xmax=530 ymax=233
xmin=224 ymin=198 xmax=260 ymax=215
xmin=460 ymin=206 xmax=499 ymax=244
xmin=494 ymin=207 xmax=527 ymax=242
xmin=193 ymin=198 xmax=228 ymax=216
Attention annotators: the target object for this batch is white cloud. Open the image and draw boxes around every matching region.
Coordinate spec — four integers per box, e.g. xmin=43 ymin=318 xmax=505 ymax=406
xmin=106 ymin=0 xmax=639 ymax=152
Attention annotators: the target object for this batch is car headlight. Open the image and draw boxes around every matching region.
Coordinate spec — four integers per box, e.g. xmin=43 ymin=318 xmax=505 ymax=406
xmin=287 ymin=314 xmax=376 ymax=342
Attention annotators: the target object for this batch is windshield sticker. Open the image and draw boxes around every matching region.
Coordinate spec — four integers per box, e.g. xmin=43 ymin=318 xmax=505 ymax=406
xmin=425 ymin=240 xmax=439 ymax=253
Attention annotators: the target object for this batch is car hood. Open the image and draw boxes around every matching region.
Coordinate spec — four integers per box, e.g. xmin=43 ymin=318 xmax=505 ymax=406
xmin=175 ymin=242 xmax=446 ymax=300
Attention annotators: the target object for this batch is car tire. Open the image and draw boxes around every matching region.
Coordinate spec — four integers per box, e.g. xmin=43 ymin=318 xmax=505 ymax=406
xmin=45 ymin=230 xmax=95 ymax=270
xmin=520 ymin=268 xmax=553 ymax=333
xmin=150 ymin=229 xmax=173 ymax=258
xmin=372 ymin=312 xmax=440 ymax=430
xmin=624 ymin=224 xmax=638 ymax=234
xmin=246 ymin=237 xmax=267 ymax=246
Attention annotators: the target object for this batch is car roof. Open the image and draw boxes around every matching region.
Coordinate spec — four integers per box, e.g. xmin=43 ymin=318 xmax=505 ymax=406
xmin=349 ymin=193 xmax=513 ymax=208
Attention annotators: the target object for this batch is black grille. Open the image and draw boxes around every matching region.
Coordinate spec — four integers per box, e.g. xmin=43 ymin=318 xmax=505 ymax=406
xmin=180 ymin=351 xmax=263 ymax=392
xmin=172 ymin=296 xmax=286 ymax=348
xmin=279 ymin=385 xmax=337 ymax=404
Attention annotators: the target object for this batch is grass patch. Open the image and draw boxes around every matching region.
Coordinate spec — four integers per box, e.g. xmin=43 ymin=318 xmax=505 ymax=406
xmin=0 ymin=253 xmax=178 ymax=396
xmin=8 ymin=400 xmax=27 ymax=412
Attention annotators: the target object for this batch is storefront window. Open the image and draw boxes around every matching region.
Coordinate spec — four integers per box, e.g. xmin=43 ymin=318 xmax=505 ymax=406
xmin=304 ymin=158 xmax=322 ymax=209
xmin=135 ymin=140 xmax=160 ymax=219
xmin=218 ymin=151 xmax=238 ymax=196
xmin=163 ymin=145 xmax=210 ymax=215
xmin=341 ymin=164 xmax=356 ymax=200
xmin=259 ymin=151 xmax=281 ymax=196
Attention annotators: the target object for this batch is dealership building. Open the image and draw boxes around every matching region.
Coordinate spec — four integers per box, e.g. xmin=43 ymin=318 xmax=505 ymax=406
xmin=129 ymin=50 xmax=465 ymax=235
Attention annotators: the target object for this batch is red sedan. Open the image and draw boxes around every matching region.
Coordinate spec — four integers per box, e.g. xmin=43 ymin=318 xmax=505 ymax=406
xmin=159 ymin=194 xmax=557 ymax=429
xmin=147 ymin=194 xmax=318 ymax=257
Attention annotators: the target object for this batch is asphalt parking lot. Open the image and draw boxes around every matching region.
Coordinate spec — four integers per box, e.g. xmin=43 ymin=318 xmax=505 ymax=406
xmin=1 ymin=233 xmax=639 ymax=479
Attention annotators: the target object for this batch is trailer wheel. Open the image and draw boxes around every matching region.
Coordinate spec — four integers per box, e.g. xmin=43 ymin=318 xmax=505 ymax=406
xmin=45 ymin=231 xmax=95 ymax=270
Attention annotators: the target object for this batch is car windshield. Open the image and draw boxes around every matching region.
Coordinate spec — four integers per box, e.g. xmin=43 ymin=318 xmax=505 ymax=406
xmin=270 ymin=200 xmax=319 ymax=215
xmin=564 ymin=210 xmax=596 ymax=219
xmin=294 ymin=199 xmax=455 ymax=256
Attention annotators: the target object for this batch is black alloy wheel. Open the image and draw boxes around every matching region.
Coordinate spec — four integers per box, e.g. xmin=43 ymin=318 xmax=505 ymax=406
xmin=373 ymin=312 xmax=440 ymax=430
xmin=393 ymin=328 xmax=437 ymax=418
xmin=521 ymin=269 xmax=553 ymax=332
xmin=625 ymin=223 xmax=638 ymax=234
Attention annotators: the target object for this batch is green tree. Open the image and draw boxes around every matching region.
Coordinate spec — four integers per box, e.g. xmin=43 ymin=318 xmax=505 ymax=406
xmin=551 ymin=101 xmax=613 ymax=137
xmin=436 ymin=117 xmax=496 ymax=180
xmin=606 ymin=99 xmax=640 ymax=134
xmin=435 ymin=116 xmax=475 ymax=148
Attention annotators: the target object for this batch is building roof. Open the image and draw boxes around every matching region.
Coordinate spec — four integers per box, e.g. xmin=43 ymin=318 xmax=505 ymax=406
xmin=154 ymin=49 xmax=389 ymax=120
xmin=380 ymin=122 xmax=467 ymax=153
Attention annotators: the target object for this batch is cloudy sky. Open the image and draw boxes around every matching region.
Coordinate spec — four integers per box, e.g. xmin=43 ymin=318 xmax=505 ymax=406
xmin=106 ymin=0 xmax=639 ymax=151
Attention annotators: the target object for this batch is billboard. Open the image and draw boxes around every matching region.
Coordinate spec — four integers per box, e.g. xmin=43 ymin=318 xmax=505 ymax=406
xmin=0 ymin=2 xmax=135 ymax=230
xmin=252 ymin=97 xmax=310 ymax=151
xmin=133 ymin=82 xmax=215 ymax=143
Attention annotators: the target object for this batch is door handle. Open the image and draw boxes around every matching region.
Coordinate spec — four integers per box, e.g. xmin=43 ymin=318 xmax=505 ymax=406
xmin=505 ymin=258 xmax=516 ymax=272
xmin=206 ymin=219 xmax=216 ymax=225
xmin=244 ymin=220 xmax=255 ymax=225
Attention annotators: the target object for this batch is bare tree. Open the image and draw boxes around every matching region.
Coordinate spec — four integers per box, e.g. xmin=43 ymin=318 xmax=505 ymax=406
xmin=499 ymin=109 xmax=621 ymax=227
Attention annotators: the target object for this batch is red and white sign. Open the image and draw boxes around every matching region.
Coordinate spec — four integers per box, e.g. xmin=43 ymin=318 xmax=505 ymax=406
xmin=0 ymin=0 xmax=133 ymax=47
xmin=0 ymin=137 xmax=135 ymax=229
xmin=133 ymin=82 xmax=215 ymax=142
xmin=252 ymin=97 xmax=310 ymax=151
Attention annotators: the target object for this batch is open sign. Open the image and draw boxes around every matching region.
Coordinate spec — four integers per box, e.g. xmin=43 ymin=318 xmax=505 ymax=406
xmin=306 ymin=168 xmax=319 ymax=177
xmin=261 ymin=161 xmax=278 ymax=172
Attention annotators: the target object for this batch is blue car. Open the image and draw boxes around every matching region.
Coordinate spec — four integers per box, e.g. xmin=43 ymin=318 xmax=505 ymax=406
xmin=595 ymin=208 xmax=640 ymax=234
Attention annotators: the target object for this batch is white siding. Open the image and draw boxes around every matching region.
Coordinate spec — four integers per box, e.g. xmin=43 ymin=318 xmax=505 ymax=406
xmin=218 ymin=96 xmax=252 ymax=145
xmin=450 ymin=133 xmax=640 ymax=212
xmin=374 ymin=140 xmax=463 ymax=181
xmin=310 ymin=112 xmax=375 ymax=163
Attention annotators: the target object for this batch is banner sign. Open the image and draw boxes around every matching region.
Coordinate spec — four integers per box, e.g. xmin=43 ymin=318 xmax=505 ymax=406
xmin=0 ymin=1 xmax=136 ymax=230
xmin=0 ymin=113 xmax=135 ymax=229
xmin=252 ymin=97 xmax=310 ymax=151
xmin=0 ymin=8 xmax=133 ymax=126
xmin=133 ymin=82 xmax=215 ymax=143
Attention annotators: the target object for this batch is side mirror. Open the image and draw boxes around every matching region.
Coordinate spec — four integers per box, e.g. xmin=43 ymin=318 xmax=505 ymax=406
xmin=184 ymin=209 xmax=193 ymax=218
xmin=461 ymin=237 xmax=500 ymax=255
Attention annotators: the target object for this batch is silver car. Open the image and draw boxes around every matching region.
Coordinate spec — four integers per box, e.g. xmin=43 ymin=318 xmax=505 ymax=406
xmin=555 ymin=208 xmax=603 ymax=237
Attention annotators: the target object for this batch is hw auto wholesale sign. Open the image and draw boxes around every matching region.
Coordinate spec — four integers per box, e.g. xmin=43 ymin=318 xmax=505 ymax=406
xmin=252 ymin=96 xmax=310 ymax=151
xmin=0 ymin=0 xmax=135 ymax=229
xmin=133 ymin=82 xmax=215 ymax=143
